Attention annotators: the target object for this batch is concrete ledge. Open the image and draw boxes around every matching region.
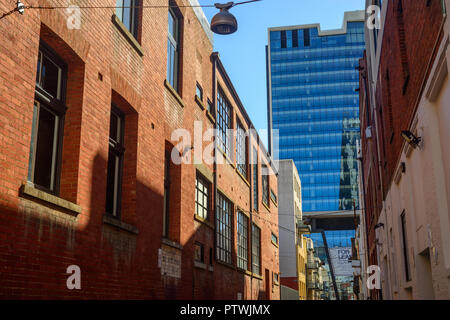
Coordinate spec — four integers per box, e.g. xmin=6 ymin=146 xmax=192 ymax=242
xmin=206 ymin=110 xmax=216 ymax=124
xmin=252 ymin=273 xmax=263 ymax=280
xmin=194 ymin=261 xmax=207 ymax=270
xmin=236 ymin=168 xmax=250 ymax=187
xmin=194 ymin=214 xmax=214 ymax=230
xmin=195 ymin=95 xmax=205 ymax=110
xmin=103 ymin=215 xmax=139 ymax=235
xmin=161 ymin=237 xmax=183 ymax=250
xmin=111 ymin=14 xmax=144 ymax=57
xmin=164 ymin=80 xmax=185 ymax=108
xmin=20 ymin=183 xmax=81 ymax=216
xmin=262 ymin=201 xmax=271 ymax=213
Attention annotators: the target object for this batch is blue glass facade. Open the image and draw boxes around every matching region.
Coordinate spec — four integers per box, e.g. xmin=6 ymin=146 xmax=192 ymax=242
xmin=268 ymin=22 xmax=365 ymax=213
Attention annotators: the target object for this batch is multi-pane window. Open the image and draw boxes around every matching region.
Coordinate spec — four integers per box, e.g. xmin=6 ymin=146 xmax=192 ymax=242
xmin=106 ymin=107 xmax=125 ymax=218
xmin=216 ymin=193 xmax=233 ymax=264
xmin=262 ymin=165 xmax=269 ymax=207
xmin=252 ymin=147 xmax=258 ymax=211
xmin=29 ymin=45 xmax=66 ymax=193
xmin=167 ymin=7 xmax=180 ymax=91
xmin=237 ymin=211 xmax=249 ymax=270
xmin=116 ymin=0 xmax=139 ymax=38
xmin=195 ymin=174 xmax=210 ymax=220
xmin=236 ymin=119 xmax=247 ymax=178
xmin=252 ymin=223 xmax=261 ymax=275
xmin=217 ymin=88 xmax=232 ymax=156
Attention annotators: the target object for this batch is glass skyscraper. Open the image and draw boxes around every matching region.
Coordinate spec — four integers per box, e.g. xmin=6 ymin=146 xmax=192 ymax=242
xmin=267 ymin=13 xmax=365 ymax=213
xmin=267 ymin=11 xmax=365 ymax=300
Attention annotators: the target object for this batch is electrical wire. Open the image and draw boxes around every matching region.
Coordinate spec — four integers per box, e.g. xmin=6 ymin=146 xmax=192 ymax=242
xmin=0 ymin=0 xmax=263 ymax=20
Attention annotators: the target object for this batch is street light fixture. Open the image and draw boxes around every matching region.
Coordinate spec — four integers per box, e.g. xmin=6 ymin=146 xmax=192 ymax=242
xmin=210 ymin=0 xmax=262 ymax=35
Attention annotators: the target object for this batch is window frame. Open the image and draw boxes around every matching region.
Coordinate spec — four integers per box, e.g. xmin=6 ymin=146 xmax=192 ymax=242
xmin=196 ymin=82 xmax=203 ymax=102
xmin=116 ymin=0 xmax=140 ymax=39
xmin=252 ymin=147 xmax=258 ymax=211
xmin=216 ymin=192 xmax=233 ymax=265
xmin=105 ymin=105 xmax=126 ymax=219
xmin=252 ymin=223 xmax=261 ymax=275
xmin=217 ymin=87 xmax=233 ymax=157
xmin=236 ymin=118 xmax=247 ymax=178
xmin=194 ymin=242 xmax=205 ymax=263
xmin=167 ymin=6 xmax=180 ymax=92
xmin=195 ymin=173 xmax=211 ymax=221
xmin=262 ymin=164 xmax=269 ymax=207
xmin=237 ymin=211 xmax=249 ymax=271
xmin=28 ymin=43 xmax=67 ymax=195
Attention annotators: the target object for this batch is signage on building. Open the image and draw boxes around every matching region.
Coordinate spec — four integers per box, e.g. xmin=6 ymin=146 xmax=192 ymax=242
xmin=329 ymin=247 xmax=353 ymax=276
xmin=158 ymin=248 xmax=181 ymax=278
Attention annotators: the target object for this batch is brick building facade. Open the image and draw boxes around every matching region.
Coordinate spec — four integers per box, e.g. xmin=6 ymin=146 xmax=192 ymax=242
xmin=360 ymin=0 xmax=450 ymax=299
xmin=0 ymin=0 xmax=280 ymax=299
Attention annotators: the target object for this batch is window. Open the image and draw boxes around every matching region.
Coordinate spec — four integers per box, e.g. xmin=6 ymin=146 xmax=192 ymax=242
xmin=237 ymin=211 xmax=249 ymax=270
xmin=216 ymin=193 xmax=233 ymax=265
xmin=195 ymin=174 xmax=210 ymax=220
xmin=116 ymin=0 xmax=140 ymax=38
xmin=400 ymin=211 xmax=411 ymax=281
xmin=273 ymin=272 xmax=280 ymax=284
xmin=262 ymin=165 xmax=269 ymax=207
xmin=270 ymin=189 xmax=277 ymax=205
xmin=207 ymin=98 xmax=214 ymax=116
xmin=252 ymin=147 xmax=258 ymax=211
xmin=281 ymin=30 xmax=286 ymax=48
xmin=106 ymin=107 xmax=125 ymax=218
xmin=196 ymin=83 xmax=203 ymax=101
xmin=29 ymin=44 xmax=66 ymax=193
xmin=303 ymin=28 xmax=310 ymax=47
xmin=252 ymin=223 xmax=261 ymax=275
xmin=217 ymin=88 xmax=232 ymax=156
xmin=236 ymin=119 xmax=247 ymax=178
xmin=167 ymin=7 xmax=180 ymax=91
xmin=163 ymin=151 xmax=171 ymax=237
xmin=292 ymin=30 xmax=298 ymax=47
xmin=194 ymin=242 xmax=204 ymax=263
xmin=271 ymin=232 xmax=278 ymax=246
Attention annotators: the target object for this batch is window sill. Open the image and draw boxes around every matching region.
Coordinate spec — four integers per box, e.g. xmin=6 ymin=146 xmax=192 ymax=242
xmin=20 ymin=183 xmax=81 ymax=216
xmin=236 ymin=169 xmax=250 ymax=187
xmin=206 ymin=110 xmax=215 ymax=124
xmin=237 ymin=268 xmax=252 ymax=276
xmin=103 ymin=215 xmax=139 ymax=235
xmin=164 ymin=79 xmax=185 ymax=108
xmin=252 ymin=273 xmax=263 ymax=280
xmin=194 ymin=261 xmax=207 ymax=270
xmin=271 ymin=240 xmax=279 ymax=248
xmin=262 ymin=201 xmax=271 ymax=213
xmin=161 ymin=237 xmax=183 ymax=250
xmin=216 ymin=259 xmax=235 ymax=270
xmin=111 ymin=14 xmax=144 ymax=57
xmin=195 ymin=95 xmax=205 ymax=110
xmin=194 ymin=214 xmax=214 ymax=229
xmin=217 ymin=146 xmax=235 ymax=168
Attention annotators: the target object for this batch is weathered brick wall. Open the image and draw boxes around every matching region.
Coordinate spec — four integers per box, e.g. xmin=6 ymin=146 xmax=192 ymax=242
xmin=0 ymin=0 xmax=279 ymax=299
xmin=376 ymin=0 xmax=444 ymax=196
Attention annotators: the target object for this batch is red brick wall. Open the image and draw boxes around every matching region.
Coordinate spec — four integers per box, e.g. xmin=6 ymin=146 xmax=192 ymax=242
xmin=0 ymin=0 xmax=279 ymax=299
xmin=376 ymin=0 xmax=444 ymax=196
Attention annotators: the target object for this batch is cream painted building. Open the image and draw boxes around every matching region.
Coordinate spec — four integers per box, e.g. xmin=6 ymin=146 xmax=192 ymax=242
xmin=363 ymin=0 xmax=450 ymax=300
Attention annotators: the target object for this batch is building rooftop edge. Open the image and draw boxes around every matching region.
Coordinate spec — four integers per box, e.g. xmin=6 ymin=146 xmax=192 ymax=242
xmin=267 ymin=10 xmax=365 ymax=36
xmin=189 ymin=0 xmax=214 ymax=45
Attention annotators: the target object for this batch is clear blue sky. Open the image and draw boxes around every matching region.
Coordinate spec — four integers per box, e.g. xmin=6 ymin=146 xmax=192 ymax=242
xmin=198 ymin=0 xmax=365 ymax=145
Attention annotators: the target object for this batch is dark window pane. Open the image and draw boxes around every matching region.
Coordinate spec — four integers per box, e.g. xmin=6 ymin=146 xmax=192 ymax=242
xmin=41 ymin=55 xmax=60 ymax=98
xmin=34 ymin=106 xmax=57 ymax=189
xmin=105 ymin=151 xmax=117 ymax=215
xmin=303 ymin=28 xmax=310 ymax=46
